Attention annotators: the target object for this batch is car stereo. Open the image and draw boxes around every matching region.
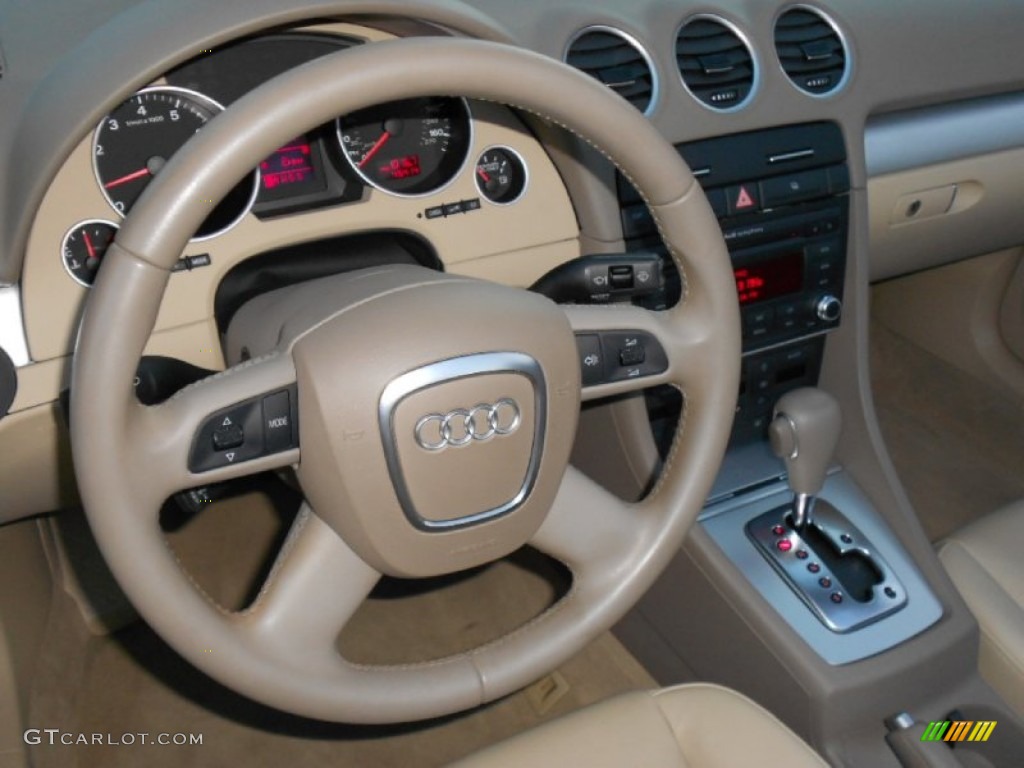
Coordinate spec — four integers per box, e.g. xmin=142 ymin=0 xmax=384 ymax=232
xmin=618 ymin=122 xmax=850 ymax=445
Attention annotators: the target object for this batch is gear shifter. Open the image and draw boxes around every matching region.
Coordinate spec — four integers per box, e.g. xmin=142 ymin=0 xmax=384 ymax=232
xmin=747 ymin=386 xmax=908 ymax=633
xmin=768 ymin=387 xmax=842 ymax=529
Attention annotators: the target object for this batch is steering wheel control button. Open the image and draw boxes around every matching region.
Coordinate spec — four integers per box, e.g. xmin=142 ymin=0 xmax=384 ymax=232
xmin=262 ymin=389 xmax=296 ymax=454
xmin=190 ymin=400 xmax=265 ymax=472
xmin=575 ymin=335 xmax=605 ymax=387
xmin=211 ymin=421 xmax=245 ymax=451
xmin=188 ymin=385 xmax=299 ymax=473
xmin=601 ymin=332 xmax=668 ymax=382
xmin=572 ymin=331 xmax=667 ymax=387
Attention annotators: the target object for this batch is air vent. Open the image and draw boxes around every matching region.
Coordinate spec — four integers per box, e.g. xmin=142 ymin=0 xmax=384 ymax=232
xmin=676 ymin=16 xmax=756 ymax=111
xmin=564 ymin=27 xmax=657 ymax=115
xmin=775 ymin=7 xmax=849 ymax=96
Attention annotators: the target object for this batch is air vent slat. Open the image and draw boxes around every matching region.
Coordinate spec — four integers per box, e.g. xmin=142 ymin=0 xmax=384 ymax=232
xmin=565 ymin=28 xmax=655 ymax=114
xmin=676 ymin=17 xmax=756 ymax=111
xmin=774 ymin=8 xmax=849 ymax=96
xmin=677 ymin=48 xmax=751 ymax=73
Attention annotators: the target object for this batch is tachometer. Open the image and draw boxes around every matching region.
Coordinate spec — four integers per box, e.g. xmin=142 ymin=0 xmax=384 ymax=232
xmin=336 ymin=97 xmax=471 ymax=197
xmin=93 ymin=86 xmax=259 ymax=240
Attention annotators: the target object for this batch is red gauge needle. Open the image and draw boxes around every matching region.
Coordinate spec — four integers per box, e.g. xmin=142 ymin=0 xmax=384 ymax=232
xmin=477 ymin=167 xmax=492 ymax=184
xmin=83 ymin=230 xmax=97 ymax=260
xmin=358 ymin=131 xmax=391 ymax=168
xmin=103 ymin=167 xmax=151 ymax=190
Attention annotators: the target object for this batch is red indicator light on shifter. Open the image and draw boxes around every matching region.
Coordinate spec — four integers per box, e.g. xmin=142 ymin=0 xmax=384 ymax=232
xmin=776 ymin=539 xmax=793 ymax=553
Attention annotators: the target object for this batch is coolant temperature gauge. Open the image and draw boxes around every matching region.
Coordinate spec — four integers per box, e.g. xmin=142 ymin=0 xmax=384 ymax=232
xmin=475 ymin=147 xmax=527 ymax=205
xmin=61 ymin=220 xmax=118 ymax=287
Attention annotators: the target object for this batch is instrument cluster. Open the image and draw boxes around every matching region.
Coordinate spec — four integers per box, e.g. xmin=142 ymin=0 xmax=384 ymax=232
xmin=60 ymin=32 xmax=532 ymax=287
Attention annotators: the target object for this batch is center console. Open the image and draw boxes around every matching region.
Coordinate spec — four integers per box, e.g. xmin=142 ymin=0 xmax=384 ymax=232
xmin=593 ymin=122 xmax=1024 ymax=766
xmin=619 ymin=121 xmax=850 ymax=444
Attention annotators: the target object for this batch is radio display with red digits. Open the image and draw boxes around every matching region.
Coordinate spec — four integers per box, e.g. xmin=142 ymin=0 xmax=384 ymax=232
xmin=258 ymin=137 xmax=326 ymax=201
xmin=734 ymin=251 xmax=804 ymax=305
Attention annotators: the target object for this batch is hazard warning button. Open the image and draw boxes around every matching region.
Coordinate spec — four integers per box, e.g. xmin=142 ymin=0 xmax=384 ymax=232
xmin=726 ymin=183 xmax=761 ymax=215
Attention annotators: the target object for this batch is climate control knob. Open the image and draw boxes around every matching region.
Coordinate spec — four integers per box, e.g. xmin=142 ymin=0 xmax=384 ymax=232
xmin=815 ymin=294 xmax=843 ymax=323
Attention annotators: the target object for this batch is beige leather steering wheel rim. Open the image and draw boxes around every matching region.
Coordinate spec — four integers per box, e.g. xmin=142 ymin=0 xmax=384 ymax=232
xmin=70 ymin=38 xmax=741 ymax=723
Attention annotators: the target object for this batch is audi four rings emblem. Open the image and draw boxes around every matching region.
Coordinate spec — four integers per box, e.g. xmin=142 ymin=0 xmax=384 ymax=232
xmin=414 ymin=399 xmax=522 ymax=451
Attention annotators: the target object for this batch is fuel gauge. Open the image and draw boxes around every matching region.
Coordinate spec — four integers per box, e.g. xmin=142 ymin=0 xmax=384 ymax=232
xmin=61 ymin=220 xmax=118 ymax=287
xmin=475 ymin=147 xmax=527 ymax=205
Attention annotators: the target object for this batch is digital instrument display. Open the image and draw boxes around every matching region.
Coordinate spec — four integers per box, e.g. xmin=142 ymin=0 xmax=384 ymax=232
xmin=377 ymin=154 xmax=422 ymax=180
xmin=258 ymin=137 xmax=326 ymax=201
xmin=734 ymin=251 xmax=804 ymax=305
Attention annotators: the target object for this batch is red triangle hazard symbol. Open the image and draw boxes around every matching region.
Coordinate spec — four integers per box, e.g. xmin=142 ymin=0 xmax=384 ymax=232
xmin=735 ymin=186 xmax=755 ymax=209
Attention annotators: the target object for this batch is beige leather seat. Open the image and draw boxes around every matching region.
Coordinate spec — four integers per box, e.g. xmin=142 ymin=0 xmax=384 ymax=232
xmin=938 ymin=500 xmax=1024 ymax=717
xmin=452 ymin=683 xmax=826 ymax=767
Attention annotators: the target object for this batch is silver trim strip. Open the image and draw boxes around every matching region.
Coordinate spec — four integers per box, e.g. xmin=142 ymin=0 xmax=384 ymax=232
xmin=741 ymin=327 xmax=833 ymax=358
xmin=866 ymin=91 xmax=1024 ymax=177
xmin=378 ymin=352 xmax=546 ymax=532
xmin=768 ymin=148 xmax=815 ymax=164
xmin=0 ymin=285 xmax=31 ymax=367
xmin=563 ymin=24 xmax=660 ymax=117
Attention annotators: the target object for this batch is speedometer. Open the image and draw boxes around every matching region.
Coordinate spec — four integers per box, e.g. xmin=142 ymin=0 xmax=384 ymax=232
xmin=93 ymin=86 xmax=259 ymax=240
xmin=336 ymin=97 xmax=471 ymax=197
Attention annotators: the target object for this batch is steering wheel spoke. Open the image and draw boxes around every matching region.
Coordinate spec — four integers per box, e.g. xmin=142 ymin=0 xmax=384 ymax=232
xmin=530 ymin=465 xmax=646 ymax=572
xmin=239 ymin=505 xmax=380 ymax=662
xmin=564 ymin=303 xmax=706 ymax=401
xmin=129 ymin=351 xmax=299 ymax=503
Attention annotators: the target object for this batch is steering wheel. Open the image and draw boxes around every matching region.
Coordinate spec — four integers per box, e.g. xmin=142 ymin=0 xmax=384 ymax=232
xmin=70 ymin=38 xmax=740 ymax=724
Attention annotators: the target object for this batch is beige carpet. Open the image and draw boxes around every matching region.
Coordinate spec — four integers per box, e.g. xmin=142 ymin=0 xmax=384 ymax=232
xmin=27 ymin=491 xmax=656 ymax=768
xmin=870 ymin=319 xmax=1024 ymax=542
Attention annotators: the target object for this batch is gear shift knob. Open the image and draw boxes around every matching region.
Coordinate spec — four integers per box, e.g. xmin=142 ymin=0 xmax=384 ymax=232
xmin=769 ymin=387 xmax=841 ymax=528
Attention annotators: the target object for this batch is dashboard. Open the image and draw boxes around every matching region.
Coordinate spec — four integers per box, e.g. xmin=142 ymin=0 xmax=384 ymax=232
xmin=2 ymin=0 xmax=1024 ymax=763
xmin=2 ymin=0 xmax=1024 ymax=519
